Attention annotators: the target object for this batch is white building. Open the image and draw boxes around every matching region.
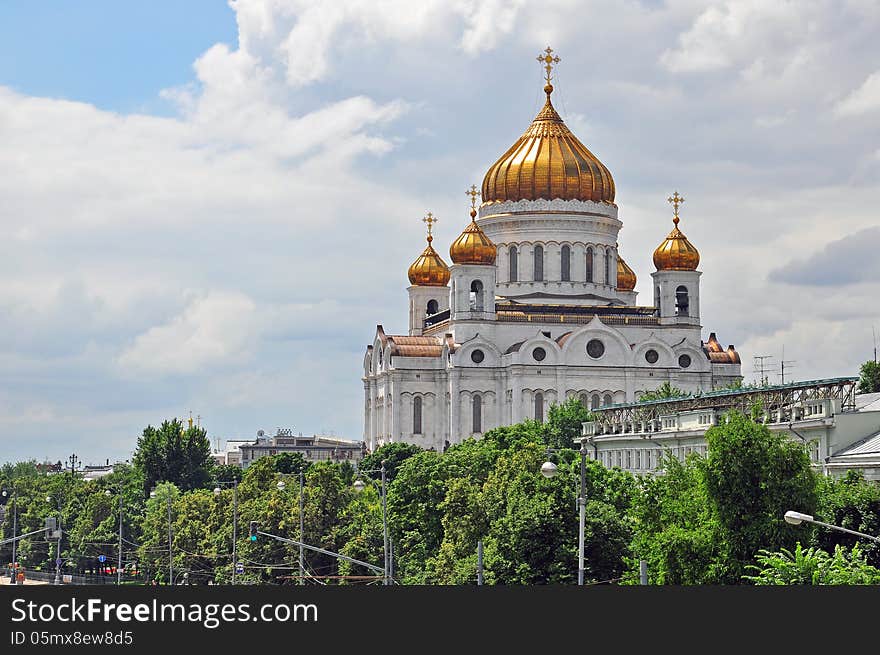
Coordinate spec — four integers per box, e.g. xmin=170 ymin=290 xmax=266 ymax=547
xmin=362 ymin=51 xmax=741 ymax=453
xmin=582 ymin=378 xmax=880 ymax=481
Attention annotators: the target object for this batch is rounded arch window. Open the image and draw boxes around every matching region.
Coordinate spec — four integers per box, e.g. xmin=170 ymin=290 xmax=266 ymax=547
xmin=602 ymin=394 xmax=613 ymax=407
xmin=426 ymin=299 xmax=439 ymax=315
xmin=586 ymin=339 xmax=605 ymax=359
xmin=532 ymin=347 xmax=546 ymax=362
xmin=591 ymin=394 xmax=600 ymax=410
xmin=645 ymin=349 xmax=659 ymax=364
xmin=471 ymin=349 xmax=485 ymax=364
xmin=679 ymin=354 xmax=692 ymax=369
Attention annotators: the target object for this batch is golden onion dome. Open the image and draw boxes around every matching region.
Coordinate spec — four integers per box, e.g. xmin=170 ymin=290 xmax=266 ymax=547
xmin=450 ymin=208 xmax=496 ymax=265
xmin=653 ymin=194 xmax=700 ymax=271
xmin=616 ymin=255 xmax=636 ymax=291
xmin=408 ymin=234 xmax=450 ymax=287
xmin=481 ymin=83 xmax=615 ymax=205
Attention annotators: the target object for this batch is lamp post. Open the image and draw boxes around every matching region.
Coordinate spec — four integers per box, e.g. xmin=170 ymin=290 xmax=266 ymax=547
xmin=104 ymin=488 xmax=124 ymax=585
xmin=352 ymin=460 xmax=389 ymax=585
xmin=784 ymin=510 xmax=880 ymax=544
xmin=150 ymin=488 xmax=173 ymax=584
xmin=541 ymin=438 xmax=589 ymax=586
xmin=213 ymin=480 xmax=239 ymax=585
xmin=276 ymin=469 xmax=305 ymax=585
xmin=46 ymin=495 xmax=62 ymax=585
xmin=2 ymin=487 xmax=17 ymax=582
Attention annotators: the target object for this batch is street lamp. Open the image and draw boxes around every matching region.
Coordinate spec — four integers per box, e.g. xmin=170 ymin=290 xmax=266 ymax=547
xmin=276 ymin=470 xmax=306 ymax=585
xmin=213 ymin=479 xmax=239 ymax=585
xmin=46 ymin=495 xmax=62 ymax=585
xmin=784 ymin=510 xmax=880 ymax=543
xmin=540 ymin=437 xmax=590 ymax=586
xmin=104 ymin=488 xmax=124 ymax=585
xmin=352 ymin=460 xmax=390 ymax=585
xmin=150 ymin=488 xmax=173 ymax=584
xmin=2 ymin=486 xmax=17 ymax=583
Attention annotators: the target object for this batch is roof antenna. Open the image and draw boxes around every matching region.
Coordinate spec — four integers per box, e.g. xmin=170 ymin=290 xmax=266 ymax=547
xmin=873 ymin=325 xmax=877 ymax=363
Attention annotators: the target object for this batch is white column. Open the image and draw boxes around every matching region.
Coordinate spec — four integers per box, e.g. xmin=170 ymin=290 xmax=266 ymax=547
xmin=449 ymin=370 xmax=461 ymax=445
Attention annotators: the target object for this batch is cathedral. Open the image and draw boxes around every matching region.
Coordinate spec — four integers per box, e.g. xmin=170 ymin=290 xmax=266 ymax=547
xmin=362 ymin=49 xmax=742 ymax=453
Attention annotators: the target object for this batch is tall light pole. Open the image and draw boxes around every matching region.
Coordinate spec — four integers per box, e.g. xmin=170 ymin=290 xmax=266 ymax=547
xmin=104 ymin=488 xmax=124 ymax=585
xmin=150 ymin=488 xmax=173 ymax=585
xmin=541 ymin=439 xmax=589 ymax=585
xmin=277 ymin=469 xmax=306 ymax=585
xmin=46 ymin=495 xmax=62 ymax=585
xmin=214 ymin=479 xmax=239 ymax=585
xmin=784 ymin=511 xmax=880 ymax=543
xmin=353 ymin=460 xmax=389 ymax=585
xmin=2 ymin=487 xmax=16 ymax=581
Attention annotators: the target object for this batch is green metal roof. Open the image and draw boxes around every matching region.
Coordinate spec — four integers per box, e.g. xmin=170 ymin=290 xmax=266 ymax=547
xmin=594 ymin=377 xmax=859 ymax=412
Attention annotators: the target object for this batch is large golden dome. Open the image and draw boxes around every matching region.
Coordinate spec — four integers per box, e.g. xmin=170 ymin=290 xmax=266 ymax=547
xmin=616 ymin=255 xmax=636 ymax=291
xmin=408 ymin=234 xmax=450 ymax=286
xmin=481 ymin=84 xmax=615 ymax=205
xmin=653 ymin=193 xmax=700 ymax=271
xmin=450 ymin=208 xmax=496 ymax=265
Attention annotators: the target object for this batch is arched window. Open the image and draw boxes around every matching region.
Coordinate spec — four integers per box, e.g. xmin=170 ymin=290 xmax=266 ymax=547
xmin=426 ymin=299 xmax=439 ymax=315
xmin=591 ymin=394 xmax=600 ymax=410
xmin=675 ymin=285 xmax=689 ymax=316
xmin=604 ymin=250 xmax=610 ymax=285
xmin=509 ymin=246 xmax=518 ymax=282
xmin=413 ymin=396 xmax=422 ymax=434
xmin=470 ymin=279 xmax=484 ymax=311
xmin=534 ymin=245 xmax=544 ymax=281
xmin=654 ymin=286 xmax=661 ymax=312
xmin=472 ymin=394 xmax=482 ymax=434
xmin=603 ymin=394 xmax=613 ymax=407
xmin=585 ymin=247 xmax=593 ymax=282
xmin=579 ymin=393 xmax=588 ymax=408
xmin=561 ymin=245 xmax=571 ymax=281
xmin=535 ymin=392 xmax=544 ymax=423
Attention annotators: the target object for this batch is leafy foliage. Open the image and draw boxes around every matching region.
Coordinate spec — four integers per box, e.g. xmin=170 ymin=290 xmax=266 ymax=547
xmin=744 ymin=542 xmax=880 ymax=585
xmin=857 ymin=359 xmax=880 ymax=394
xmin=638 ymin=382 xmax=686 ymax=402
xmin=704 ymin=411 xmax=818 ymax=582
xmin=133 ymin=419 xmax=214 ymax=496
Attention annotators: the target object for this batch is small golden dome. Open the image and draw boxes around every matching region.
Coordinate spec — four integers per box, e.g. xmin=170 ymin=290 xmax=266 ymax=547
xmin=653 ymin=217 xmax=700 ymax=271
xmin=450 ymin=209 xmax=496 ymax=265
xmin=408 ymin=234 xmax=450 ymax=286
xmin=616 ymin=255 xmax=636 ymax=291
xmin=481 ymin=85 xmax=615 ymax=205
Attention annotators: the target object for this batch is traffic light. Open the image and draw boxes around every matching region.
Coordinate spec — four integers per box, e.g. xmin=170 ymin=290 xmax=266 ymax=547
xmin=45 ymin=516 xmax=57 ymax=539
xmin=248 ymin=521 xmax=258 ymax=541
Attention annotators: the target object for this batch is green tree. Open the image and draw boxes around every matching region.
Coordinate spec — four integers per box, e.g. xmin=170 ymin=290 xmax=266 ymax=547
xmin=857 ymin=360 xmax=880 ymax=394
xmin=133 ymin=419 xmax=214 ymax=496
xmin=638 ymin=382 xmax=686 ymax=402
xmin=359 ymin=442 xmax=423 ymax=484
xmin=546 ymin=396 xmax=593 ymax=449
xmin=705 ymin=411 xmax=818 ymax=582
xmin=814 ymin=471 xmax=880 ymax=567
xmin=744 ymin=542 xmax=880 ymax=585
xmin=628 ymin=452 xmax=728 ymax=584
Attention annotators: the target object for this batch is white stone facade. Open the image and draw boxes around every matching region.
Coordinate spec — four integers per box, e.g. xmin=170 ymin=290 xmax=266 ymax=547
xmin=362 ymin=198 xmax=742 ymax=452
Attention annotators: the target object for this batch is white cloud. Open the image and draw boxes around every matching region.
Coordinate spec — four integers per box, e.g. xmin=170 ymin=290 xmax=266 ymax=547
xmin=834 ymin=70 xmax=880 ymax=117
xmin=117 ymin=292 xmax=259 ymax=375
xmin=3 ymin=0 xmax=880 ymax=463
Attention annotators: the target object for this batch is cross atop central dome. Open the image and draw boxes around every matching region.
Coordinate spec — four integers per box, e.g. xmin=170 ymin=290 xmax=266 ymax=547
xmin=480 ymin=48 xmax=615 ymax=205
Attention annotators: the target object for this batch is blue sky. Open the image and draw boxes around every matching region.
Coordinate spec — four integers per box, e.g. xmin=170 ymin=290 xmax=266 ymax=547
xmin=1 ymin=0 xmax=879 ymax=466
xmin=0 ymin=2 xmax=236 ymax=114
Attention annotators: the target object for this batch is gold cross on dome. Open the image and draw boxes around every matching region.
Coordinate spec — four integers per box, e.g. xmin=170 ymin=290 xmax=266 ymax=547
xmin=537 ymin=46 xmax=560 ymax=85
xmin=466 ymin=185 xmax=479 ymax=211
xmin=667 ymin=191 xmax=685 ymax=222
xmin=423 ymin=211 xmax=437 ymax=239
